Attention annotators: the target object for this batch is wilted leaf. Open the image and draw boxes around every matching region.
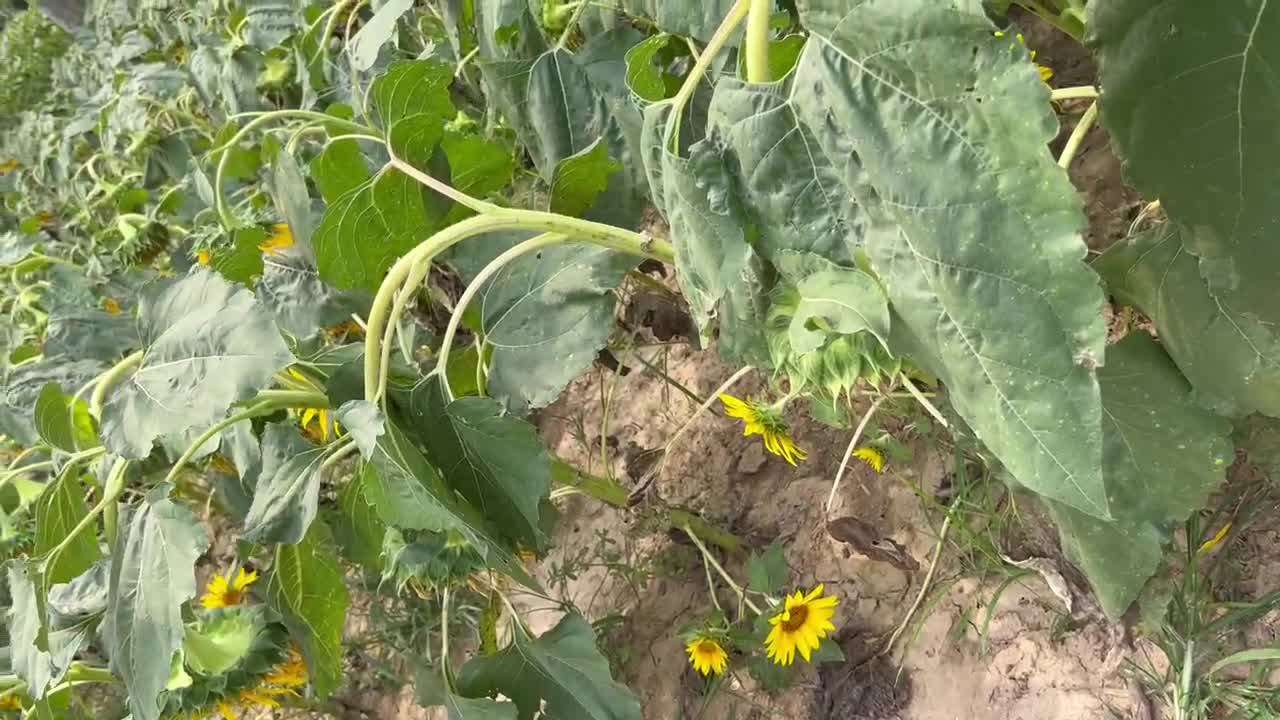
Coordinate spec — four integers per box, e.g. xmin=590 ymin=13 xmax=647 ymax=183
xmin=417 ymin=666 xmax=519 ymax=720
xmin=350 ymin=0 xmax=413 ymax=71
xmin=105 ymin=486 xmax=209 ymax=720
xmin=1048 ymin=334 xmax=1233 ymax=617
xmin=256 ymin=251 xmax=369 ymax=340
xmin=331 ymin=468 xmax=387 ymax=573
xmin=1097 ymin=226 xmax=1280 ymax=417
xmin=408 ymin=383 xmax=550 ymax=549
xmin=243 ymin=423 xmax=328 ymax=545
xmin=266 ymin=520 xmax=349 ymax=698
xmin=100 ymin=269 xmax=294 ymax=459
xmin=335 ymin=400 xmax=384 ymax=457
xmin=457 ymin=613 xmax=641 ymax=720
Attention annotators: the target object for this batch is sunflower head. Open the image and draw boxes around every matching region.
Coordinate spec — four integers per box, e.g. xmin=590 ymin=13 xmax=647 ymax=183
xmin=201 ymin=567 xmax=258 ymax=610
xmin=719 ymin=394 xmax=807 ymax=466
xmin=257 ymin=223 xmax=295 ymax=256
xmin=102 ymin=297 xmax=123 ymax=316
xmin=197 ymin=248 xmax=212 ymax=266
xmin=685 ymin=635 xmax=729 ymax=677
xmin=0 ymin=694 xmax=21 ymax=712
xmin=765 ymin=584 xmax=839 ymax=667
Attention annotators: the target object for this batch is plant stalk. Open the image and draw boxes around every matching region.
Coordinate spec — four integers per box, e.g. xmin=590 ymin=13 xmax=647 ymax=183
xmin=90 ymin=351 xmax=143 ymax=419
xmin=745 ymin=0 xmax=772 ymax=83
xmin=1057 ymin=101 xmax=1098 ymax=169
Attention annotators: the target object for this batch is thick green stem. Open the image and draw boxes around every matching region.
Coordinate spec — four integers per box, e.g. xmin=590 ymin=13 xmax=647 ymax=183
xmin=363 ymin=211 xmax=674 ymax=400
xmin=161 ymin=400 xmax=290 ymax=487
xmin=744 ymin=0 xmax=772 ymax=83
xmin=90 ymin=351 xmax=143 ymax=419
xmin=1050 ymin=85 xmax=1097 ymax=102
xmin=374 ymin=257 xmax=431 ymax=404
xmin=1057 ymin=101 xmax=1098 ymax=169
xmin=250 ymin=389 xmax=330 ymax=408
xmin=682 ymin=525 xmax=760 ymax=613
xmin=435 ymin=233 xmax=565 ymax=401
xmin=101 ymin=458 xmax=128 ymax=549
xmin=214 ymin=110 xmax=374 ymax=228
xmin=668 ymin=0 xmax=750 ymax=148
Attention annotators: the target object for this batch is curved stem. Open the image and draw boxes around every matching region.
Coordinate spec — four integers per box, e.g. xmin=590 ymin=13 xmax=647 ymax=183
xmin=682 ymin=524 xmax=761 ymax=615
xmin=90 ymin=351 xmax=143 ymax=419
xmin=663 ymin=366 xmax=752 ymax=457
xmin=101 ymin=458 xmax=128 ymax=549
xmin=881 ymin=510 xmax=953 ymax=656
xmin=374 ymin=257 xmax=430 ymax=404
xmin=214 ymin=110 xmax=375 ymax=227
xmin=1057 ymin=101 xmax=1098 ymax=169
xmin=667 ymin=0 xmax=750 ymax=148
xmin=435 ymin=233 xmax=565 ymax=401
xmin=1050 ymin=85 xmax=1097 ymax=102
xmin=745 ymin=0 xmax=772 ymax=83
xmin=824 ymin=397 xmax=884 ymax=515
xmin=555 ymin=0 xmax=590 ymax=49
xmin=901 ymin=374 xmax=949 ymax=429
xmin=161 ymin=400 xmax=286 ymax=487
xmin=44 ymin=453 xmax=118 ymax=564
xmin=363 ymin=211 xmax=673 ymax=399
xmin=388 ymin=156 xmax=500 ymax=215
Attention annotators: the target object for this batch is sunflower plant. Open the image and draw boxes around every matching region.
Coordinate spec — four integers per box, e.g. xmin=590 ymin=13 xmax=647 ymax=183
xmin=0 ymin=0 xmax=1271 ymax=716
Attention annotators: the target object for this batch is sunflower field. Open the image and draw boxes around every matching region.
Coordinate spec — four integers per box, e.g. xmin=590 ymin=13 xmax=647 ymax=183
xmin=0 ymin=0 xmax=1278 ymax=717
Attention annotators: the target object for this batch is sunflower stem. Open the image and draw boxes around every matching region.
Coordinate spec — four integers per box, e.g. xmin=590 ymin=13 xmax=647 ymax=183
xmin=900 ymin=374 xmax=949 ymax=429
xmin=881 ymin=508 xmax=954 ymax=657
xmin=662 ymin=366 xmax=753 ymax=467
xmin=1057 ymin=101 xmax=1098 ymax=169
xmin=683 ymin=524 xmax=762 ymax=615
xmin=90 ymin=350 xmax=143 ymax=420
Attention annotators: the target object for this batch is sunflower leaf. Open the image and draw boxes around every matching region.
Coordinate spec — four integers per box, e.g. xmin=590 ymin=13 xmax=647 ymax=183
xmin=242 ymin=422 xmax=328 ymax=545
xmin=266 ymin=520 xmax=349 ymax=699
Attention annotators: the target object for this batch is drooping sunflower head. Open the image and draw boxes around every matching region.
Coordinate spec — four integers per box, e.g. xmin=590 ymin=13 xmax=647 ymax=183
xmin=685 ymin=635 xmax=729 ymax=677
xmin=257 ymin=223 xmax=294 ymax=256
xmin=719 ymin=394 xmax=807 ymax=466
xmin=201 ymin=567 xmax=258 ymax=610
xmin=0 ymin=694 xmax=22 ymax=713
xmin=765 ymin=584 xmax=839 ymax=667
xmin=164 ymin=618 xmax=303 ymax=720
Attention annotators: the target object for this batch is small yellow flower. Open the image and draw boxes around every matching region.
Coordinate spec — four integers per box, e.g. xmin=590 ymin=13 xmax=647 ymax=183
xmin=198 ymin=249 xmax=212 ymax=265
xmin=196 ymin=648 xmax=307 ymax=719
xmin=102 ymin=297 xmax=123 ymax=316
xmin=685 ymin=635 xmax=729 ymax=676
xmin=257 ymin=223 xmax=295 ymax=256
xmin=0 ymin=160 xmax=19 ymax=175
xmin=765 ymin=584 xmax=838 ymax=666
xmin=300 ymin=407 xmax=342 ymax=444
xmin=719 ymin=394 xmax=807 ymax=466
xmin=324 ymin=319 xmax=365 ymax=341
xmin=262 ymin=648 xmax=308 ymax=689
xmin=852 ymin=447 xmax=884 ymax=473
xmin=201 ymin=567 xmax=258 ymax=610
xmin=995 ymin=30 xmax=1053 ymax=84
xmin=35 ymin=212 xmax=53 ymax=227
xmin=0 ymin=694 xmax=21 ymax=711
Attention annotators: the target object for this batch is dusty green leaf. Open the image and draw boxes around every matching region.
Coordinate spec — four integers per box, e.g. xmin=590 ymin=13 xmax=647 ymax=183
xmin=35 ymin=473 xmax=100 ymax=585
xmin=1096 ymin=226 xmax=1280 ymax=417
xmin=620 ymin=0 xmax=738 ymax=43
xmin=789 ymin=0 xmax=1109 ymax=517
xmin=257 ymin=250 xmax=369 ymax=340
xmin=372 ymin=60 xmax=456 ymax=130
xmin=311 ymin=138 xmax=372 ymax=204
xmin=408 ymin=383 xmax=550 ymax=550
xmin=773 ymin=251 xmax=889 ymax=355
xmin=270 ymin=149 xmax=315 ymax=247
xmin=1048 ymin=333 xmax=1233 ymax=618
xmin=1090 ymin=0 xmax=1280 ymax=327
xmin=105 ymin=486 xmax=209 ymax=720
xmin=8 ymin=560 xmax=90 ymax=700
xmin=416 ymin=666 xmax=518 ymax=719
xmin=100 ymin=269 xmax=294 ymax=459
xmin=335 ymin=399 xmax=384 ymax=457
xmin=351 ymin=0 xmax=413 ymax=71
xmin=266 ymin=520 xmax=349 ymax=699
xmin=331 ymin=467 xmax=387 ymax=573
xmin=362 ymin=419 xmax=535 ymax=586
xmin=457 ymin=613 xmax=640 ymax=720
xmin=747 ymin=542 xmax=789 ymax=595
xmin=0 ymin=357 xmax=104 ymax=447
xmin=243 ymin=422 xmax=328 ymax=545
xmin=242 ymin=0 xmax=297 ymax=51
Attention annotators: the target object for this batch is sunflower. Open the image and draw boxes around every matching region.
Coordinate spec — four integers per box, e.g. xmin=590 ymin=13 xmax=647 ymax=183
xmin=0 ymin=160 xmax=19 ymax=175
xmin=102 ymin=297 xmax=123 ymax=316
xmin=300 ymin=407 xmax=342 ymax=444
xmin=201 ymin=568 xmax=258 ymax=610
xmin=852 ymin=446 xmax=884 ymax=473
xmin=198 ymin=249 xmax=212 ymax=265
xmin=0 ymin=694 xmax=21 ymax=712
xmin=257 ymin=223 xmax=295 ymax=256
xmin=765 ymin=584 xmax=838 ymax=666
xmin=194 ymin=648 xmax=308 ymax=720
xmin=685 ymin=635 xmax=729 ymax=676
xmin=719 ymin=394 xmax=807 ymax=466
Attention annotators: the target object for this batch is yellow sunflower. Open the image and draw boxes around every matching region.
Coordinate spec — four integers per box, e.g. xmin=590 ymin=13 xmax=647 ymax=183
xmin=102 ymin=297 xmax=123 ymax=316
xmin=195 ymin=648 xmax=308 ymax=719
xmin=0 ymin=160 xmax=19 ymax=175
xmin=852 ymin=446 xmax=884 ymax=473
xmin=0 ymin=694 xmax=21 ymax=712
xmin=300 ymin=407 xmax=342 ymax=444
xmin=257 ymin=223 xmax=295 ymax=256
xmin=201 ymin=567 xmax=258 ymax=610
xmin=685 ymin=635 xmax=729 ymax=677
xmin=197 ymin=249 xmax=212 ymax=266
xmin=719 ymin=394 xmax=807 ymax=466
xmin=765 ymin=584 xmax=839 ymax=667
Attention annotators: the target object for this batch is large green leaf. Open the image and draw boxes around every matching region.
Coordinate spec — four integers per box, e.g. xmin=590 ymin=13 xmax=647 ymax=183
xmin=266 ymin=520 xmax=349 ymax=699
xmin=417 ymin=667 xmax=518 ymax=720
xmin=256 ymin=250 xmax=368 ymax=340
xmin=362 ymin=419 xmax=535 ymax=585
xmin=42 ymin=267 xmax=140 ymax=363
xmin=457 ymin=613 xmax=641 ymax=720
xmin=330 ymin=467 xmax=387 ymax=573
xmin=34 ymin=473 xmax=100 ymax=585
xmin=706 ymin=75 xmax=858 ymax=265
xmin=1096 ymin=227 xmax=1280 ymax=417
xmin=784 ymin=0 xmax=1108 ymax=516
xmin=8 ymin=560 xmax=90 ymax=699
xmin=99 ymin=269 xmax=294 ymax=459
xmin=105 ymin=486 xmax=209 ymax=720
xmin=1090 ymin=0 xmax=1280 ymax=323
xmin=620 ymin=0 xmax=737 ymax=43
xmin=460 ymin=238 xmax=635 ymax=413
xmin=371 ymin=60 xmax=456 ymax=130
xmin=408 ymin=384 xmax=550 ymax=550
xmin=33 ymin=382 xmax=97 ymax=453
xmin=242 ymin=422 xmax=327 ymax=545
xmin=1048 ymin=333 xmax=1233 ymax=617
